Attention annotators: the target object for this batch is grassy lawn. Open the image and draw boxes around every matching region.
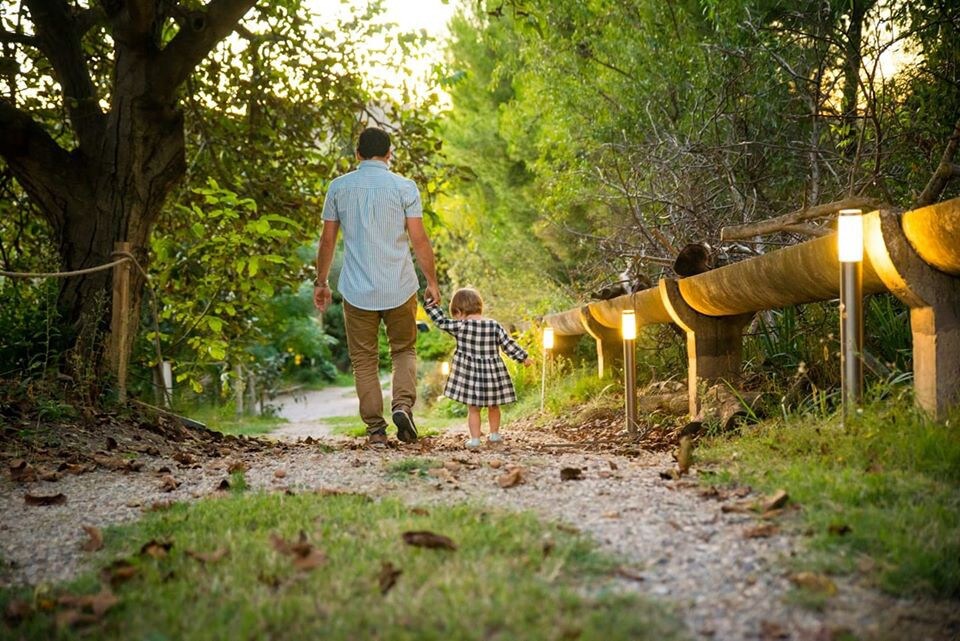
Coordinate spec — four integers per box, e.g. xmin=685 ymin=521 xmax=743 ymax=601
xmin=325 ymin=414 xmax=460 ymax=439
xmin=184 ymin=404 xmax=288 ymax=437
xmin=697 ymin=398 xmax=960 ymax=599
xmin=1 ymin=493 xmax=686 ymax=641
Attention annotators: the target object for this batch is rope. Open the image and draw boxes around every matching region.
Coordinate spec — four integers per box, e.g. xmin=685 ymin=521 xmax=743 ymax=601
xmin=1 ymin=251 xmax=171 ymax=405
xmin=0 ymin=257 xmax=131 ymax=279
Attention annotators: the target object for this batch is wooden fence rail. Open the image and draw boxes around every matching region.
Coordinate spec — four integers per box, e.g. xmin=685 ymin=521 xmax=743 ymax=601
xmin=543 ymin=199 xmax=960 ymax=420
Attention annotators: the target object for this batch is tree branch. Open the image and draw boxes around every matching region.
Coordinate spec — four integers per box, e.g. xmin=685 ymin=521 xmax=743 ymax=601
xmin=24 ymin=0 xmax=104 ymax=151
xmin=719 ymin=196 xmax=884 ymax=241
xmin=0 ymin=29 xmax=38 ymax=47
xmin=915 ymin=117 xmax=960 ymax=207
xmin=0 ymin=99 xmax=80 ymax=232
xmin=153 ymin=0 xmax=258 ymax=98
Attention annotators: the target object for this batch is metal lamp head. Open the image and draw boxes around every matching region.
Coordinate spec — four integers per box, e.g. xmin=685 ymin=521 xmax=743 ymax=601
xmin=542 ymin=326 xmax=555 ymax=350
xmin=838 ymin=208 xmax=864 ymax=263
xmin=440 ymin=361 xmax=450 ymax=376
xmin=621 ymin=309 xmax=637 ymax=340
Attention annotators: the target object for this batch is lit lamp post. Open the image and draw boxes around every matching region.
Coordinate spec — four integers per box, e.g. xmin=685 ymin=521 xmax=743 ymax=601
xmin=541 ymin=326 xmax=554 ymax=412
xmin=838 ymin=208 xmax=864 ymax=423
xmin=621 ymin=309 xmax=637 ymax=434
xmin=440 ymin=361 xmax=450 ymax=377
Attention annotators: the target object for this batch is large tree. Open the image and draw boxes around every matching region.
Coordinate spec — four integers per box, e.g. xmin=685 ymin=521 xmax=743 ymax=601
xmin=0 ymin=0 xmax=272 ymax=374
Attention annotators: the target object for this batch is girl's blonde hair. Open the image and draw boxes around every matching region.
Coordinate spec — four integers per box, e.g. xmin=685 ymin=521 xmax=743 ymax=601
xmin=450 ymin=288 xmax=483 ymax=317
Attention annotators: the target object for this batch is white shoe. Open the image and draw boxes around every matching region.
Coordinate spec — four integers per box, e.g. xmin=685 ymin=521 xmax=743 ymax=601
xmin=465 ymin=438 xmax=482 ymax=450
xmin=487 ymin=433 xmax=503 ymax=443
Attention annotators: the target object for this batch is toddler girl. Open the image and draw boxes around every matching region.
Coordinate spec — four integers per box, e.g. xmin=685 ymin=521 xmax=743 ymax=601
xmin=425 ymin=288 xmax=532 ymax=449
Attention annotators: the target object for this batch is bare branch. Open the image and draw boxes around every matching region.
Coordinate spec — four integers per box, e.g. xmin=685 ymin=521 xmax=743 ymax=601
xmin=23 ymin=0 xmax=104 ymax=151
xmin=915 ymin=117 xmax=960 ymax=207
xmin=153 ymin=0 xmax=258 ymax=98
xmin=719 ymin=196 xmax=884 ymax=241
xmin=0 ymin=29 xmax=38 ymax=47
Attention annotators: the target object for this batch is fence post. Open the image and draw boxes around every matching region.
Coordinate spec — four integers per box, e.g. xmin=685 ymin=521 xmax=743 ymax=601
xmin=659 ymin=279 xmax=754 ymax=418
xmin=109 ymin=241 xmax=133 ymax=403
xmin=578 ymin=306 xmax=623 ymax=378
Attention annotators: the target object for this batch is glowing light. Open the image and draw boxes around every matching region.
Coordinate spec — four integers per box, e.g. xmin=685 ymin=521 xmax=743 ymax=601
xmin=621 ymin=310 xmax=637 ymax=341
xmin=440 ymin=361 xmax=450 ymax=376
xmin=838 ymin=209 xmax=864 ymax=263
xmin=543 ymin=327 xmax=555 ymax=350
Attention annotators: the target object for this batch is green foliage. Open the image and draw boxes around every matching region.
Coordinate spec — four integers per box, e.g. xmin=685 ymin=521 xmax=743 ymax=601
xmin=698 ymin=397 xmax=960 ymax=598
xmin=0 ymin=493 xmax=686 ymax=640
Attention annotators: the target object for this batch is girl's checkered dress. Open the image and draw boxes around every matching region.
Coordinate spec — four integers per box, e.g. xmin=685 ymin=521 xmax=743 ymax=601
xmin=425 ymin=304 xmax=529 ymax=406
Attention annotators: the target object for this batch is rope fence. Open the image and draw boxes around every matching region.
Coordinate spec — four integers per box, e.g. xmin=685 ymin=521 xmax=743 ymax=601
xmin=1 ymin=245 xmax=169 ymax=405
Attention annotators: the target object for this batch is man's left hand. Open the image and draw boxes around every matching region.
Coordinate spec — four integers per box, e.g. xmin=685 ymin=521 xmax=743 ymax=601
xmin=314 ymin=285 xmax=333 ymax=312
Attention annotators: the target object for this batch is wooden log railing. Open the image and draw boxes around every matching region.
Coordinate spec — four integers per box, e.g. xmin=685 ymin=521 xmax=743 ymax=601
xmin=543 ymin=199 xmax=960 ymax=420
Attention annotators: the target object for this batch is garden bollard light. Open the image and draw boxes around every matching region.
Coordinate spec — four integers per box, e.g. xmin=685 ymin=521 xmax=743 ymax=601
xmin=838 ymin=208 xmax=864 ymax=424
xmin=621 ymin=309 xmax=637 ymax=434
xmin=541 ymin=326 xmax=554 ymax=412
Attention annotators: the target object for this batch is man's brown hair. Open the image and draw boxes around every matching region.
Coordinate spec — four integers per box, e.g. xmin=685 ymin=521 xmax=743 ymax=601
xmin=450 ymin=288 xmax=483 ymax=317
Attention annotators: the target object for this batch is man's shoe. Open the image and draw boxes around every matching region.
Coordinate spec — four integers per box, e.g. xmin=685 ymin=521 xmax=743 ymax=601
xmin=392 ymin=409 xmax=418 ymax=443
xmin=367 ymin=432 xmax=388 ymax=448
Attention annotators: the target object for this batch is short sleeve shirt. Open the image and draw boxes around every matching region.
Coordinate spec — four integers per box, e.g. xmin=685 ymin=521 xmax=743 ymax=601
xmin=321 ymin=160 xmax=423 ymax=310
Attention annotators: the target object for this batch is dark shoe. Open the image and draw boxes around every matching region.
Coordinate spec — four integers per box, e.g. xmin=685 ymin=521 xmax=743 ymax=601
xmin=367 ymin=432 xmax=388 ymax=448
xmin=392 ymin=409 xmax=418 ymax=443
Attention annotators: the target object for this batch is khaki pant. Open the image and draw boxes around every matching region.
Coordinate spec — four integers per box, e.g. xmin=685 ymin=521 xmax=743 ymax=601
xmin=342 ymin=295 xmax=418 ymax=433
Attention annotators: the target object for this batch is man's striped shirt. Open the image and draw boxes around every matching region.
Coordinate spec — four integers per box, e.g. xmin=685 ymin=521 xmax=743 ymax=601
xmin=321 ymin=159 xmax=423 ymax=311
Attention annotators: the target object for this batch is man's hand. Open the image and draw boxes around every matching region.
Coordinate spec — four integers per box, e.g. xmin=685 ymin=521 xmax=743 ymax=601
xmin=424 ymin=283 xmax=441 ymax=307
xmin=314 ymin=285 xmax=333 ymax=312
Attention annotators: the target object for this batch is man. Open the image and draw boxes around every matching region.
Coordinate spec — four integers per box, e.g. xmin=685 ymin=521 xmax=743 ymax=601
xmin=314 ymin=127 xmax=441 ymax=446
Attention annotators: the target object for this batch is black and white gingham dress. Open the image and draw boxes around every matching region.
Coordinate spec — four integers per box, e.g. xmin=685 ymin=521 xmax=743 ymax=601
xmin=425 ymin=304 xmax=529 ymax=406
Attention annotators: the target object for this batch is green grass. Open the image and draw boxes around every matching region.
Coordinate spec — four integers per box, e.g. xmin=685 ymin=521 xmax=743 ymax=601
xmin=184 ymin=404 xmax=288 ymax=437
xmin=385 ymin=457 xmax=442 ymax=478
xmin=0 ymin=493 xmax=686 ymax=641
xmin=325 ymin=414 xmax=456 ymax=439
xmin=697 ymin=397 xmax=960 ymax=598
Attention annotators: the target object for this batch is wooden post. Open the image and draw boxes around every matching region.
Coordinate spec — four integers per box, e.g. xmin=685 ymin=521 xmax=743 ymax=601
xmin=109 ymin=241 xmax=133 ymax=403
xmin=247 ymin=369 xmax=257 ymax=416
xmin=234 ymin=363 xmax=245 ymax=416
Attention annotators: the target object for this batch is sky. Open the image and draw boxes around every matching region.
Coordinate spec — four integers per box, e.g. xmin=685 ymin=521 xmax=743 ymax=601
xmin=308 ymin=0 xmax=459 ymax=103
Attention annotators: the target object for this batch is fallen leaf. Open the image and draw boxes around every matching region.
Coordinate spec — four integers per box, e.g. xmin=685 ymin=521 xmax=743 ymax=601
xmin=614 ymin=566 xmax=645 ymax=582
xmin=81 ymin=526 xmax=103 ymax=552
xmin=744 ymin=523 xmax=779 ymax=538
xmin=146 ymin=500 xmax=174 ymax=512
xmin=378 ymin=561 xmax=402 ymax=594
xmin=270 ymin=531 xmax=326 ymax=571
xmin=608 ymin=460 xmax=618 ymax=471
xmin=560 ymin=467 xmax=583 ymax=481
xmin=101 ymin=559 xmax=139 ymax=586
xmin=402 ymin=530 xmax=457 ymax=551
xmin=173 ymin=452 xmax=195 ymax=465
xmin=273 ymin=469 xmax=287 ymax=479
xmin=38 ymin=469 xmax=61 ymax=482
xmin=497 ymin=467 xmax=525 ymax=488
xmin=227 ymin=460 xmax=248 ymax=474
xmin=659 ymin=468 xmax=681 ymax=481
xmin=55 ymin=609 xmax=95 ymax=629
xmin=140 ymin=539 xmax=173 ymax=559
xmin=24 ymin=492 xmax=66 ymax=506
xmin=601 ymin=511 xmax=621 ymax=519
xmin=216 ymin=478 xmax=231 ymax=491
xmin=488 ymin=460 xmax=502 ymax=469
xmin=3 ymin=598 xmax=32 ymax=624
xmin=442 ymin=461 xmax=461 ymax=473
xmin=828 ymin=523 xmax=851 ymax=536
xmin=158 ymin=475 xmax=179 ymax=492
xmin=106 ymin=436 xmax=118 ymax=451
xmin=410 ymin=507 xmax=430 ymax=516
xmin=732 ymin=486 xmax=752 ymax=498
xmin=762 ymin=489 xmax=789 ymax=512
xmin=186 ymin=547 xmax=229 ymax=564
xmin=292 ymin=549 xmax=327 ymax=572
xmin=677 ymin=436 xmax=693 ymax=474
xmin=759 ymin=620 xmax=790 ymax=639
xmin=155 ymin=465 xmax=172 ymax=474
xmin=789 ymin=572 xmax=837 ymax=595
xmin=57 ymin=586 xmax=119 ymax=618
xmin=9 ymin=459 xmax=36 ymax=483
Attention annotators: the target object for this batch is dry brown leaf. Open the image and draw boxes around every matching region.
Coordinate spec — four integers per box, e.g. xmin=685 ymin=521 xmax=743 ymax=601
xmin=442 ymin=461 xmax=461 ymax=473
xmin=762 ymin=489 xmax=789 ymax=512
xmin=744 ymin=523 xmax=779 ymax=538
xmin=140 ymin=539 xmax=173 ymax=559
xmin=614 ymin=566 xmax=645 ymax=582
xmin=216 ymin=478 xmax=231 ymax=491
xmin=101 ymin=559 xmax=139 ymax=586
xmin=3 ymin=598 xmax=32 ymax=624
xmin=732 ymin=485 xmax=752 ymax=498
xmin=602 ymin=511 xmax=621 ymax=519
xmin=273 ymin=469 xmax=287 ymax=479
xmin=790 ymin=572 xmax=838 ymax=595
xmin=9 ymin=459 xmax=36 ymax=483
xmin=488 ymin=460 xmax=502 ymax=469
xmin=402 ymin=530 xmax=457 ymax=551
xmin=292 ymin=549 xmax=327 ymax=572
xmin=24 ymin=492 xmax=66 ymax=506
xmin=497 ymin=467 xmax=524 ymax=488
xmin=81 ymin=526 xmax=103 ymax=552
xmin=677 ymin=436 xmax=693 ymax=474
xmin=38 ymin=469 xmax=61 ymax=482
xmin=828 ymin=523 xmax=851 ymax=536
xmin=227 ymin=460 xmax=248 ymax=474
xmin=106 ymin=436 xmax=118 ymax=451
xmin=55 ymin=608 xmax=96 ymax=629
xmin=158 ymin=475 xmax=180 ymax=492
xmin=560 ymin=467 xmax=583 ymax=481
xmin=146 ymin=500 xmax=174 ymax=512
xmin=186 ymin=547 xmax=229 ymax=564
xmin=173 ymin=452 xmax=195 ymax=465
xmin=759 ymin=620 xmax=790 ymax=639
xmin=57 ymin=587 xmax=119 ymax=618
xmin=410 ymin=507 xmax=430 ymax=516
xmin=378 ymin=561 xmax=402 ymax=595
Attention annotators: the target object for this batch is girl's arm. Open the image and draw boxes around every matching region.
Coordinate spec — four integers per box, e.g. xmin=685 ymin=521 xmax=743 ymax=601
xmin=497 ymin=325 xmax=529 ymax=363
xmin=425 ymin=303 xmax=461 ymax=335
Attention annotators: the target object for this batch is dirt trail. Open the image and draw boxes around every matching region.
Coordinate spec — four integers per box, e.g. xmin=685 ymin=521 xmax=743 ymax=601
xmin=268 ymin=384 xmax=362 ymax=440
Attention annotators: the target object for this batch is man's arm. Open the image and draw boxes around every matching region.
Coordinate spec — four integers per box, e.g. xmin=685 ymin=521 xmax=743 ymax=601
xmin=313 ymin=220 xmax=340 ymax=312
xmin=406 ymin=217 xmax=440 ymax=305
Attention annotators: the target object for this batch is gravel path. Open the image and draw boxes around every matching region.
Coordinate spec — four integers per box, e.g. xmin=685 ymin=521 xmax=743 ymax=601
xmin=2 ymin=425 xmax=957 ymax=641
